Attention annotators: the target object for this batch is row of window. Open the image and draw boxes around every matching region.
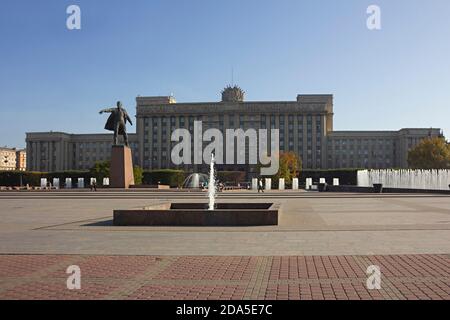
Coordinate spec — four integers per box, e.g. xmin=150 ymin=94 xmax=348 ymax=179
xmin=330 ymin=139 xmax=395 ymax=146
xmin=144 ymin=115 xmax=323 ymax=126
xmin=78 ymin=142 xmax=138 ymax=149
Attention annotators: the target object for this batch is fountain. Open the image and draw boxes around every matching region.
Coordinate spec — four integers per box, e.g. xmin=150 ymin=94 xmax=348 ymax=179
xmin=182 ymin=173 xmax=208 ymax=189
xmin=208 ymin=153 xmax=217 ymax=211
xmin=357 ymin=169 xmax=450 ymax=190
xmin=113 ymin=153 xmax=281 ymax=226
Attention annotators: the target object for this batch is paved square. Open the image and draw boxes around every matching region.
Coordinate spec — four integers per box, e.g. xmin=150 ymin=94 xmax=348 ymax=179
xmin=0 ymin=254 xmax=448 ymax=300
xmin=0 ymin=190 xmax=449 ymax=299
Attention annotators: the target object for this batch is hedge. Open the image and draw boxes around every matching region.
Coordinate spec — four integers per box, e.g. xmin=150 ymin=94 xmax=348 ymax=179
xmin=142 ymin=169 xmax=185 ymax=187
xmin=0 ymin=171 xmax=44 ymax=187
xmin=0 ymin=170 xmax=91 ymax=187
xmin=299 ymin=169 xmax=359 ymax=185
xmin=216 ymin=171 xmax=246 ymax=185
xmin=1 ymin=168 xmax=361 ymax=187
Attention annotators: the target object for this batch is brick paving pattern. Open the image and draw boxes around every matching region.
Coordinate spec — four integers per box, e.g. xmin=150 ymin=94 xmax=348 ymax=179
xmin=0 ymin=254 xmax=448 ymax=300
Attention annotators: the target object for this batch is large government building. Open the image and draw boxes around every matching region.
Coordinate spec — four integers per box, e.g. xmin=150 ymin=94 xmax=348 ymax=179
xmin=26 ymin=86 xmax=443 ymax=175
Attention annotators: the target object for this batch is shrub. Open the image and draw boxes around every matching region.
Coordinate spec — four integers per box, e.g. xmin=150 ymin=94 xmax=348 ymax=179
xmin=133 ymin=166 xmax=143 ymax=185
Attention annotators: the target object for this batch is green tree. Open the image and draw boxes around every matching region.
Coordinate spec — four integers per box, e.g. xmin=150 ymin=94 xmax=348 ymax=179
xmin=133 ymin=166 xmax=143 ymax=185
xmin=408 ymin=137 xmax=450 ymax=169
xmin=273 ymin=151 xmax=302 ymax=185
xmin=89 ymin=161 xmax=110 ymax=184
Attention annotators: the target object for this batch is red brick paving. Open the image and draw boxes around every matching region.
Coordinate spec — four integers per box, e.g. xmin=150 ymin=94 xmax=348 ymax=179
xmin=156 ymin=257 xmax=258 ymax=281
xmin=269 ymin=256 xmax=365 ymax=280
xmin=0 ymin=281 xmax=121 ymax=300
xmin=127 ymin=285 xmax=246 ymax=300
xmin=47 ymin=255 xmax=160 ymax=279
xmin=0 ymin=255 xmax=73 ymax=277
xmin=0 ymin=254 xmax=448 ymax=300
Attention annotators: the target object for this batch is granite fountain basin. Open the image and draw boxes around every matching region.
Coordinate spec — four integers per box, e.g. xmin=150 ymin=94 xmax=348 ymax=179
xmin=113 ymin=202 xmax=280 ymax=226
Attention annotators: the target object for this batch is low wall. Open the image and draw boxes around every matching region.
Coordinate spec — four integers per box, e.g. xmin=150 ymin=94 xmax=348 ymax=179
xmin=382 ymin=187 xmax=450 ymax=194
xmin=114 ymin=203 xmax=280 ymax=226
xmin=326 ymin=185 xmax=450 ymax=195
xmin=326 ymin=185 xmax=374 ymax=193
xmin=130 ymin=184 xmax=171 ymax=189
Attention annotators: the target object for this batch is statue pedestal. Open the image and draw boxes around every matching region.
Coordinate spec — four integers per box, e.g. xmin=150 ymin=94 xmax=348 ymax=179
xmin=110 ymin=145 xmax=134 ymax=189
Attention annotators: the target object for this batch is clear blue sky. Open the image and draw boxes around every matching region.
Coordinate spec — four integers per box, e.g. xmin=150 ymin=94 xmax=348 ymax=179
xmin=1 ymin=0 xmax=449 ymax=148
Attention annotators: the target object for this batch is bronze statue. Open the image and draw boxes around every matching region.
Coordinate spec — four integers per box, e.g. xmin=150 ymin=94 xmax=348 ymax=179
xmin=99 ymin=101 xmax=133 ymax=146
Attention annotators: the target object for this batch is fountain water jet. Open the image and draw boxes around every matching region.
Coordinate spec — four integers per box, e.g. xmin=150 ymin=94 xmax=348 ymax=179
xmin=208 ymin=153 xmax=217 ymax=210
xmin=357 ymin=169 xmax=450 ymax=190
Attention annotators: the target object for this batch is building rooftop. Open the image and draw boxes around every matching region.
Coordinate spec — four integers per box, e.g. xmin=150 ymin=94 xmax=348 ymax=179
xmin=136 ymin=89 xmax=333 ymax=106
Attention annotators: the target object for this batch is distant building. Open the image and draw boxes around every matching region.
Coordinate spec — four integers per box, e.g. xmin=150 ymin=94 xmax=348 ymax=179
xmin=25 ymin=132 xmax=138 ymax=172
xmin=0 ymin=147 xmax=26 ymax=171
xmin=327 ymin=128 xmax=442 ymax=169
xmin=15 ymin=149 xmax=26 ymax=171
xmin=0 ymin=147 xmax=17 ymax=171
xmin=26 ymin=87 xmax=444 ymax=174
xmin=135 ymin=89 xmax=334 ymax=174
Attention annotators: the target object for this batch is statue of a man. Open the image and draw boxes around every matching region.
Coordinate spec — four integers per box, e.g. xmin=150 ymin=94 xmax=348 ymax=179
xmin=99 ymin=101 xmax=133 ymax=146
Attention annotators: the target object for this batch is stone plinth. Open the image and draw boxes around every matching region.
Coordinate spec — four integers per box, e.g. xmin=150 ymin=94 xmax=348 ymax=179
xmin=65 ymin=178 xmax=72 ymax=189
xmin=305 ymin=178 xmax=313 ymax=190
xmin=265 ymin=178 xmax=272 ymax=190
xmin=110 ymin=146 xmax=135 ymax=189
xmin=279 ymin=178 xmax=285 ymax=190
xmin=292 ymin=178 xmax=299 ymax=190
xmin=252 ymin=178 xmax=258 ymax=191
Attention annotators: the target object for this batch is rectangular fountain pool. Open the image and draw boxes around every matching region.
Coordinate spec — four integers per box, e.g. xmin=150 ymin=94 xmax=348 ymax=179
xmin=113 ymin=202 xmax=280 ymax=226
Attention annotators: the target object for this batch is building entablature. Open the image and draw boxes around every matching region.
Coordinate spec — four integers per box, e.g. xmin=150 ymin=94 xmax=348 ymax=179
xmin=137 ymin=102 xmax=331 ymax=117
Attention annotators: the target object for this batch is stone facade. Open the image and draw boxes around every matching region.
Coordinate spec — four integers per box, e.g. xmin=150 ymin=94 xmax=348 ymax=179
xmin=15 ymin=149 xmax=26 ymax=171
xmin=0 ymin=148 xmax=17 ymax=171
xmin=25 ymin=132 xmax=138 ymax=172
xmin=0 ymin=148 xmax=26 ymax=171
xmin=26 ymin=88 xmax=444 ymax=173
xmin=136 ymin=93 xmax=334 ymax=174
xmin=327 ymin=128 xmax=442 ymax=169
